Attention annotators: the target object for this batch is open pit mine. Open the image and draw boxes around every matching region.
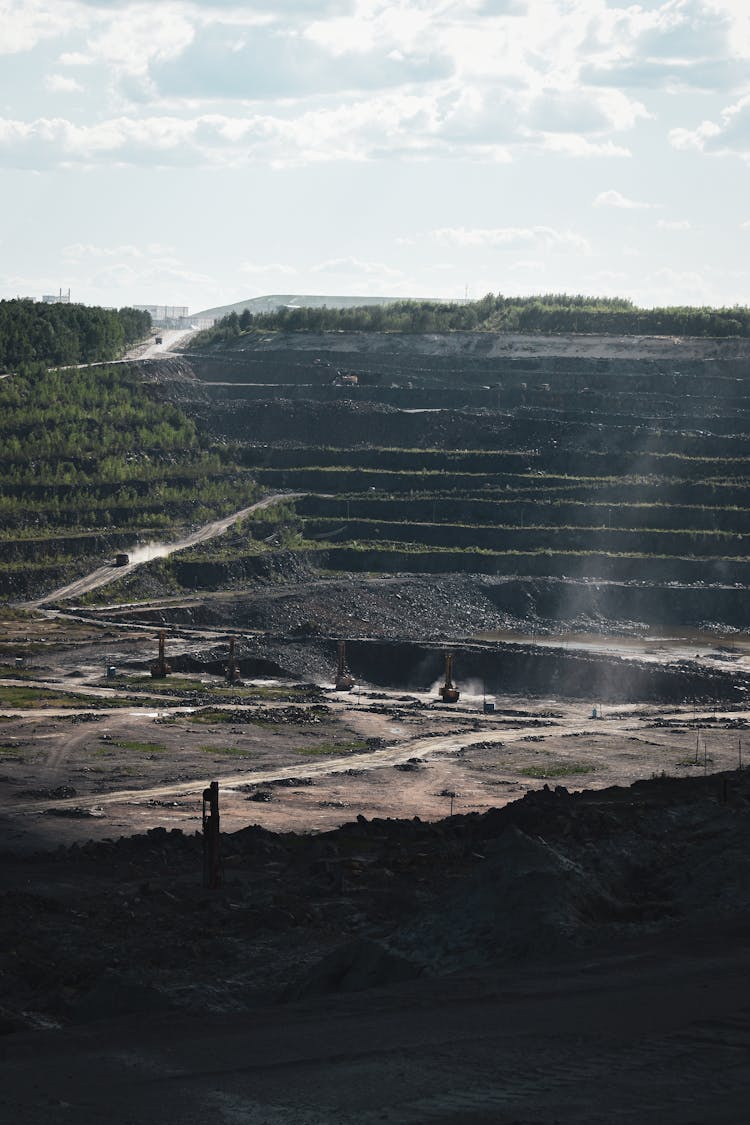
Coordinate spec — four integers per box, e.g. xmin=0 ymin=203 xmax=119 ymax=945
xmin=2 ymin=328 xmax=750 ymax=1123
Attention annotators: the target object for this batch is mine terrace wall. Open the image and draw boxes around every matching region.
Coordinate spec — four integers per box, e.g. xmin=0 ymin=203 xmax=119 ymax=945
xmin=321 ymin=637 xmax=749 ymax=704
xmin=319 ymin=546 xmax=750 ymax=586
xmin=164 ymin=548 xmax=750 ymax=629
xmin=301 ymin=518 xmax=749 ymax=559
xmin=484 ymin=576 xmax=750 ymax=630
xmin=184 ymin=329 xmax=750 ymax=363
xmin=296 ymin=495 xmax=750 ymax=535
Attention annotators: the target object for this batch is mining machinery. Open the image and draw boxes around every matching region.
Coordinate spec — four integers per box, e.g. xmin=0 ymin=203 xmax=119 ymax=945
xmin=334 ymin=639 xmax=355 ymax=691
xmin=439 ymin=652 xmax=460 ymax=703
xmin=150 ymin=630 xmax=172 ymax=679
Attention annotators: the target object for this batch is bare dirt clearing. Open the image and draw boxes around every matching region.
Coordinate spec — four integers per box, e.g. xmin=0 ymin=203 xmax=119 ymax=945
xmin=2 ymin=610 xmax=747 ymax=852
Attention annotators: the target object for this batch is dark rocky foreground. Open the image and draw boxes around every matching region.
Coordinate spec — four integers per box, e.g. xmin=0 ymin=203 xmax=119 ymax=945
xmin=2 ymin=769 xmax=750 ymax=1121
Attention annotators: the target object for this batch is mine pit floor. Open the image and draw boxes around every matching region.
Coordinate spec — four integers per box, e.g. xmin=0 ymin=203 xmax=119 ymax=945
xmin=1 ymin=612 xmax=748 ymax=850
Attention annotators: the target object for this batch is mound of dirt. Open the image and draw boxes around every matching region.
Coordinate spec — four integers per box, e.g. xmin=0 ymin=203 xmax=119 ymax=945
xmin=393 ymin=825 xmax=619 ymax=971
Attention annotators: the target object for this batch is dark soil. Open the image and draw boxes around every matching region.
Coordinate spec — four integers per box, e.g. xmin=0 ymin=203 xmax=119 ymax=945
xmin=3 ymin=767 xmax=749 ymax=1028
xmin=3 ymin=769 xmax=750 ymax=1123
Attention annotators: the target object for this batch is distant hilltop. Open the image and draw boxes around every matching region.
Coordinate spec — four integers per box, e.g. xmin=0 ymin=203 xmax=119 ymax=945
xmin=192 ymin=294 xmax=432 ymax=321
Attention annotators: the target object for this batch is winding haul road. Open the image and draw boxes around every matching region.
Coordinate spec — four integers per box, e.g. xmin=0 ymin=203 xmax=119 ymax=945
xmin=11 ymin=717 xmax=557 ymax=815
xmin=22 ymin=492 xmax=301 ymax=610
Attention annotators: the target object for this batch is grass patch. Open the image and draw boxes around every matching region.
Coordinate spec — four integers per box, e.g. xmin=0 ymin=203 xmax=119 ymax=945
xmin=186 ymin=708 xmax=243 ymax=725
xmin=0 ymin=664 xmax=47 ymax=681
xmin=114 ymin=676 xmax=210 ymax=693
xmin=116 ymin=678 xmax=319 ymax=703
xmin=521 ymin=762 xmax=594 ymax=779
xmin=295 ymin=739 xmax=369 ymax=757
xmin=237 ymin=684 xmax=323 ymax=702
xmin=0 ymin=684 xmax=133 ymax=709
xmin=0 ymin=742 xmax=24 ymax=754
xmin=197 ymin=744 xmax=249 ymax=756
xmin=109 ymin=739 xmax=166 ymax=753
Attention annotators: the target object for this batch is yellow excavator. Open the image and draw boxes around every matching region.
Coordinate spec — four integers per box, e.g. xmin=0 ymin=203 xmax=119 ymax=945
xmin=439 ymin=652 xmax=460 ymax=703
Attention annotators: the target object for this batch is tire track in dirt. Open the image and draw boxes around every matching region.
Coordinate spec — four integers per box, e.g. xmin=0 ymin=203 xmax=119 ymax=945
xmin=12 ymin=717 xmax=596 ymax=814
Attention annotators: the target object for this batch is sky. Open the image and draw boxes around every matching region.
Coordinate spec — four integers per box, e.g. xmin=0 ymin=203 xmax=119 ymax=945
xmin=1 ymin=0 xmax=749 ymax=314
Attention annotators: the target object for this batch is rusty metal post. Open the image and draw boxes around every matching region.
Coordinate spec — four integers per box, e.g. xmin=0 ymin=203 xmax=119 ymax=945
xmin=225 ymin=636 xmax=240 ymax=684
xmin=334 ymin=639 xmax=355 ymax=691
xmin=202 ymin=781 xmax=221 ymax=889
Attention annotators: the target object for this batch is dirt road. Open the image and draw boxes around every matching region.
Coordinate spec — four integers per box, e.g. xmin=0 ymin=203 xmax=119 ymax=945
xmin=9 ymin=724 xmax=519 ymax=814
xmin=21 ymin=493 xmax=301 ymax=610
xmin=132 ymin=328 xmax=197 ymax=359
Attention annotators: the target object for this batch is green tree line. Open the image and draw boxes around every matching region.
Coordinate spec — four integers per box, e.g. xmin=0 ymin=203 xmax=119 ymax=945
xmin=0 ymin=363 xmax=258 ymax=539
xmin=0 ymin=299 xmax=151 ymax=369
xmin=194 ymin=293 xmax=750 ymax=343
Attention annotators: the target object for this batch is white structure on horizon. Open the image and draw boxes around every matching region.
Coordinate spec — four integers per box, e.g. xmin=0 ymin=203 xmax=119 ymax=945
xmin=42 ymin=288 xmax=71 ymax=304
xmin=133 ymin=304 xmax=189 ymax=325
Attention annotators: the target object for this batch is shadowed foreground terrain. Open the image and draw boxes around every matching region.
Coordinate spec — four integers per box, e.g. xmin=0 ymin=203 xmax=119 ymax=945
xmin=2 ymin=768 xmax=750 ymax=1123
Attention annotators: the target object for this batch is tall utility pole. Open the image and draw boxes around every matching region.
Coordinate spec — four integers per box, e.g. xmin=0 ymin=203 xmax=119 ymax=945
xmin=202 ymin=781 xmax=221 ymax=890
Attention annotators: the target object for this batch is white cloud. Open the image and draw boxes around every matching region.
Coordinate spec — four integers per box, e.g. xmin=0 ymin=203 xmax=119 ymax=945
xmin=89 ymin=260 xmax=214 ymax=295
xmin=0 ymin=0 xmax=82 ymax=55
xmin=432 ymin=226 xmax=591 ymax=253
xmin=305 ymin=5 xmax=433 ymax=57
xmin=59 ymin=51 xmax=92 ymax=67
xmin=670 ymin=94 xmax=750 ymax=161
xmin=533 ymin=135 xmax=630 ymax=157
xmin=0 ymin=112 xmax=261 ymax=168
xmin=84 ymin=6 xmax=196 ymax=74
xmin=150 ymin=21 xmax=451 ymax=101
xmin=525 ymin=88 xmax=649 ymax=135
xmin=312 ymin=256 xmax=405 ymax=282
xmin=593 ymin=189 xmax=658 ymax=209
xmin=62 ymin=241 xmax=174 ymax=260
xmin=0 ymin=1 xmax=681 ymax=171
xmin=656 ymin=219 xmax=691 ymax=230
xmin=581 ymin=269 xmax=630 ymax=295
xmin=44 ymin=74 xmax=84 ymax=94
xmin=508 ymin=259 xmax=545 ymax=272
xmin=582 ymin=0 xmax=750 ymax=94
xmin=57 ymin=240 xmax=210 ymax=298
xmin=651 ymin=266 xmax=710 ymax=299
xmin=239 ymin=260 xmax=298 ymax=276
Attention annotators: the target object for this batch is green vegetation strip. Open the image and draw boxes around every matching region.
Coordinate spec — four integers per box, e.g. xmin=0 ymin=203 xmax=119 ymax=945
xmin=0 ymin=685 xmax=136 ymax=709
xmin=198 ymin=745 xmax=249 ymax=756
xmin=295 ymin=739 xmax=369 ymax=757
xmin=186 ymin=708 xmax=247 ymax=724
xmin=0 ymin=357 xmax=259 ymax=561
xmin=194 ymin=293 xmax=750 ymax=342
xmin=521 ymin=763 xmax=594 ymax=779
xmin=109 ymin=739 xmax=166 ymax=753
xmin=108 ymin=678 xmax=321 ymax=704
